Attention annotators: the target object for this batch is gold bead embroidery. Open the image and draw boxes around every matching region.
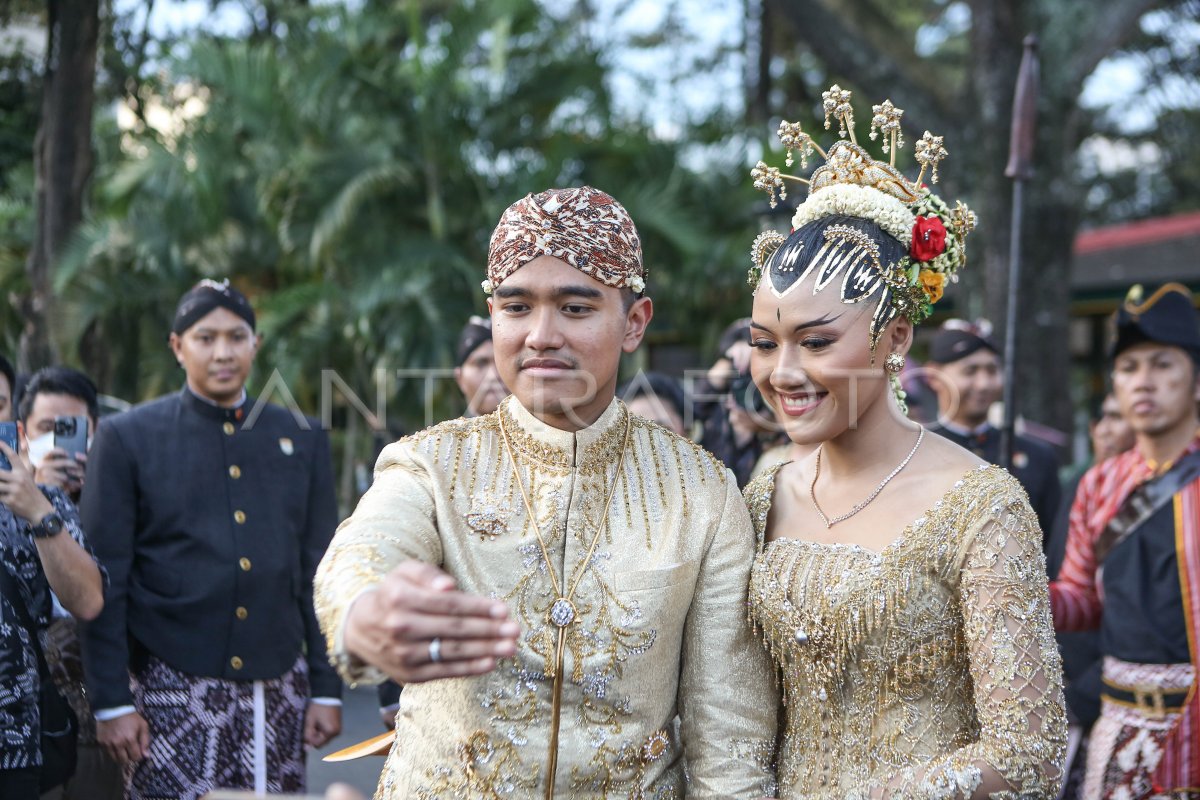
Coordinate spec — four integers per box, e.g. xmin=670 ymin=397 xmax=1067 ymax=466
xmin=744 ymin=465 xmax=1067 ymax=797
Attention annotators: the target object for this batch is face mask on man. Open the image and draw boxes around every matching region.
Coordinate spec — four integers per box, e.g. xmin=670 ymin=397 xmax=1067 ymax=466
xmin=26 ymin=431 xmax=54 ymax=469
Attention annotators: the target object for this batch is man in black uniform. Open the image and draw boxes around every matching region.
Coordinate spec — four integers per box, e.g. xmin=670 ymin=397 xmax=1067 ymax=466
xmin=926 ymin=319 xmax=1062 ymax=540
xmin=80 ymin=279 xmax=342 ymax=800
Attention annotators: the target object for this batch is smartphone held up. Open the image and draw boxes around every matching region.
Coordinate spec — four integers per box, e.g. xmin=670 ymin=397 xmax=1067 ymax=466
xmin=0 ymin=421 xmax=17 ymax=471
xmin=53 ymin=415 xmax=89 ymax=461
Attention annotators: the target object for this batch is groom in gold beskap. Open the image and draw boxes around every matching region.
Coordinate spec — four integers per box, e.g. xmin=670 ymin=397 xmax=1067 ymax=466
xmin=316 ymin=186 xmax=779 ymax=799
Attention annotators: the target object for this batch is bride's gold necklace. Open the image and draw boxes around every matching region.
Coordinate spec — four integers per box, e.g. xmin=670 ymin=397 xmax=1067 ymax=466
xmin=497 ymin=405 xmax=631 ymax=800
xmin=810 ymin=427 xmax=924 ymax=528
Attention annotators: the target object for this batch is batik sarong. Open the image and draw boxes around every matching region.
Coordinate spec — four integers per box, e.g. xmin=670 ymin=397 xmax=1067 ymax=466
xmin=127 ymin=654 xmax=308 ymax=800
xmin=1083 ymin=658 xmax=1196 ymax=800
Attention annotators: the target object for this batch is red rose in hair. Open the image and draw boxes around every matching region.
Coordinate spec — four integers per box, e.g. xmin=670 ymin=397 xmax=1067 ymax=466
xmin=911 ymin=216 xmax=947 ymax=262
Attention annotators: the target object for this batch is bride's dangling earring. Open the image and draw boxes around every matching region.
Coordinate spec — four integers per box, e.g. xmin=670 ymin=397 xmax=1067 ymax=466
xmin=885 ymin=352 xmax=908 ymax=415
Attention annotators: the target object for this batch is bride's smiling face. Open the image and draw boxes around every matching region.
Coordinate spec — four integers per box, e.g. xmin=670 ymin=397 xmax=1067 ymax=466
xmin=749 ymin=274 xmax=911 ymax=445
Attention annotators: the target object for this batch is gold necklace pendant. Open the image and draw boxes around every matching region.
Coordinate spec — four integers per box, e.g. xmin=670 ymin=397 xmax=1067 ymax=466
xmin=549 ymin=597 xmax=577 ymax=627
xmin=497 ymin=402 xmax=632 ymax=613
xmin=496 ymin=401 xmax=633 ymax=800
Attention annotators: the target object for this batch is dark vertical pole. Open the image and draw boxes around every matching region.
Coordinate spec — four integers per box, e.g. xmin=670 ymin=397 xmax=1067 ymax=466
xmin=19 ymin=0 xmax=100 ymax=371
xmin=1000 ymin=34 xmax=1039 ymax=469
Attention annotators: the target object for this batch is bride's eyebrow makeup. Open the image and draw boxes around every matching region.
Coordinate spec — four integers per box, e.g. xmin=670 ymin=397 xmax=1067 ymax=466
xmin=751 ymin=312 xmax=845 ymax=335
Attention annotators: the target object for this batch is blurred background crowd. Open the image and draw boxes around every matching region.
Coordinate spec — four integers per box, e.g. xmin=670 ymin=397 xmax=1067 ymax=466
xmin=2 ymin=1 xmax=1200 ymax=797
xmin=0 ymin=0 xmax=1198 ymax=510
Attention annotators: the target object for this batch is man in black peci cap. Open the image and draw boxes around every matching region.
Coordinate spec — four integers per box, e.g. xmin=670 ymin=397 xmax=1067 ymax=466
xmin=453 ymin=315 xmax=507 ymax=418
xmin=926 ymin=318 xmax=1062 ymax=541
xmin=1050 ymin=283 xmax=1200 ymax=798
xmin=80 ymin=279 xmax=342 ymax=800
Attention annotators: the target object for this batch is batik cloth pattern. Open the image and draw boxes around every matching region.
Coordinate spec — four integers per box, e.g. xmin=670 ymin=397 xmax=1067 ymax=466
xmin=43 ymin=616 xmax=95 ymax=746
xmin=486 ymin=186 xmax=645 ymax=291
xmin=1083 ymin=658 xmax=1195 ymax=800
xmin=315 ymin=396 xmax=778 ymax=799
xmin=746 ymin=464 xmax=1068 ymax=799
xmin=126 ymin=654 xmax=308 ymax=800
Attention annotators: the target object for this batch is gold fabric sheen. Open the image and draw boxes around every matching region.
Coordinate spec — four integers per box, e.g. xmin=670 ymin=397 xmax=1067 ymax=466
xmin=745 ymin=464 xmax=1068 ymax=799
xmin=315 ymin=397 xmax=778 ymax=798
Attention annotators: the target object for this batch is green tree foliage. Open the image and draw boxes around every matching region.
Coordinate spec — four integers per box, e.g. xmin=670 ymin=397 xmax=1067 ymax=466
xmin=1077 ymin=5 xmax=1200 ymax=225
xmin=44 ymin=0 xmax=758 ymax=429
xmin=0 ymin=49 xmax=38 ymax=348
xmin=15 ymin=0 xmax=100 ymax=370
xmin=756 ymin=0 xmax=1197 ymax=435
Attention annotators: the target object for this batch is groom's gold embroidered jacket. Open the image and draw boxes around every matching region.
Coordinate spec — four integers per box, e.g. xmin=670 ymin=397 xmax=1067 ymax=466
xmin=315 ymin=397 xmax=778 ymax=798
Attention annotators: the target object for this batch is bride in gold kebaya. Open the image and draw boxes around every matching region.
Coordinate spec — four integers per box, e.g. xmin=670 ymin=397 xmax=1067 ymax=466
xmin=744 ymin=87 xmax=1067 ymax=798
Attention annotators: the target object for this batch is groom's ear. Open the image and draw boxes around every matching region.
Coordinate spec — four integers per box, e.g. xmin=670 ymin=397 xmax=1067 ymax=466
xmin=622 ymin=296 xmax=653 ymax=354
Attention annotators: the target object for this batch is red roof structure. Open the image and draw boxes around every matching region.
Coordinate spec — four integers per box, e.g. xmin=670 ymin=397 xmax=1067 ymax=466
xmin=1074 ymin=210 xmax=1200 ymax=256
xmin=1072 ymin=210 xmax=1200 ymax=293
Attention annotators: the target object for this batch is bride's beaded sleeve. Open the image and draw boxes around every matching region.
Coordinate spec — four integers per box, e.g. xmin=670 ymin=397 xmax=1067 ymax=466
xmin=746 ymin=464 xmax=1068 ymax=799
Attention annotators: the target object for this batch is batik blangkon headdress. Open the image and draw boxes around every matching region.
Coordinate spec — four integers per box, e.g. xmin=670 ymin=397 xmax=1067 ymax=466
xmin=484 ymin=186 xmax=645 ymax=295
xmin=749 ymin=85 xmax=977 ymax=354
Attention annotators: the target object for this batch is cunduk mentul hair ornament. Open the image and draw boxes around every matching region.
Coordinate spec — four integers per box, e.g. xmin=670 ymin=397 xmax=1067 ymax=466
xmin=748 ymin=85 xmax=978 ymax=357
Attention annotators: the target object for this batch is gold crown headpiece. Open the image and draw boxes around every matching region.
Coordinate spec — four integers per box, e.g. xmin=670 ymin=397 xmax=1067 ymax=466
xmin=749 ymin=84 xmax=977 ymax=327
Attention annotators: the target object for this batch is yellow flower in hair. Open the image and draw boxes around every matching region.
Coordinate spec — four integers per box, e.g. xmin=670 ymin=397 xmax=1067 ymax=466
xmin=918 ymin=269 xmax=944 ymax=303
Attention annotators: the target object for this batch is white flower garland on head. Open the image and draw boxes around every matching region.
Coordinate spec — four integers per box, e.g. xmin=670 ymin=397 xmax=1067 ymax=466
xmin=790 ymin=184 xmax=915 ymax=246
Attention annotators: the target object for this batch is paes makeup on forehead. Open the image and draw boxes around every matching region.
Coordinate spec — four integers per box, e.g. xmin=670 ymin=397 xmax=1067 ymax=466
xmin=747 ymin=86 xmax=976 ymax=377
xmin=751 ymin=312 xmax=846 ymax=334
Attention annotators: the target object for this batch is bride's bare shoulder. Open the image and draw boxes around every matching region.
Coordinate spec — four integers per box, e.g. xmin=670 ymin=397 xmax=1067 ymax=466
xmin=919 ymin=426 xmax=989 ymax=475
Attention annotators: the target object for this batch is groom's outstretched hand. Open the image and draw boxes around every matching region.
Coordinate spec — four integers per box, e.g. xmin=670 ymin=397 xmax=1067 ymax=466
xmin=343 ymin=561 xmax=520 ymax=684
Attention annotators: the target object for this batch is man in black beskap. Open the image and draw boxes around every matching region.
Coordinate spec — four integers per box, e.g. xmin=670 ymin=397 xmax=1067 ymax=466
xmin=453 ymin=315 xmax=508 ymax=418
xmin=80 ymin=279 xmax=341 ymax=800
xmin=926 ymin=319 xmax=1062 ymax=541
xmin=1051 ymin=283 xmax=1200 ymax=797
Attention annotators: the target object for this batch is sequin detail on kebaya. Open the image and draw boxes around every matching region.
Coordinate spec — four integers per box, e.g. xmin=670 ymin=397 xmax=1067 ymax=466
xmin=745 ymin=464 xmax=1067 ymax=798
